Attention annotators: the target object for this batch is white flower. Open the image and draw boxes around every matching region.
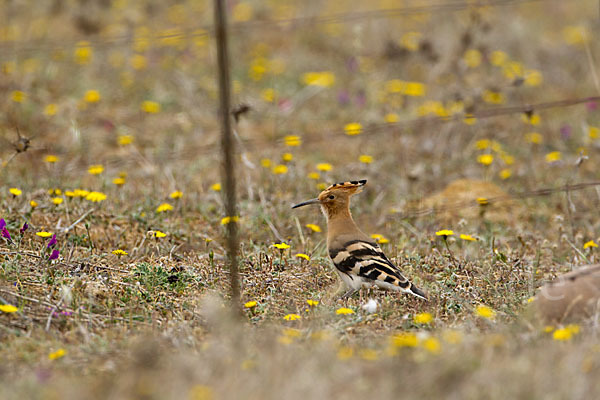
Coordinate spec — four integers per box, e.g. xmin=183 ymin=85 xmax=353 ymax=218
xmin=361 ymin=299 xmax=378 ymax=314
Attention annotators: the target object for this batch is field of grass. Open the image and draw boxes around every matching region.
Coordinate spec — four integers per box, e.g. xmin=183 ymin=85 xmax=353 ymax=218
xmin=2 ymin=0 xmax=600 ymax=398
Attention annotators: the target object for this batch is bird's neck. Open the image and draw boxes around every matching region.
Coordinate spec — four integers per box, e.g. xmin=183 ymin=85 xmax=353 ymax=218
xmin=325 ymin=208 xmax=361 ymax=237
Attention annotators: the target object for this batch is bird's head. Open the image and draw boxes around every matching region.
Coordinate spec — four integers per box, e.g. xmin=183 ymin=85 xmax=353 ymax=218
xmin=292 ymin=179 xmax=367 ymax=218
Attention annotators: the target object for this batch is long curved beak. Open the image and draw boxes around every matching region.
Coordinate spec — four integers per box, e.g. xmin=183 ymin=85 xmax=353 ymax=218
xmin=292 ymin=198 xmax=320 ymax=209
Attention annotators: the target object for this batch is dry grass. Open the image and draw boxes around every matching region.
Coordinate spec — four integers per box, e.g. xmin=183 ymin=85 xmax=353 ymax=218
xmin=2 ymin=0 xmax=600 ymax=398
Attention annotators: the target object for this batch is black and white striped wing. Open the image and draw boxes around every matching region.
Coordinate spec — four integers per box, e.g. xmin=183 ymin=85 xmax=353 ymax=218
xmin=329 ymin=239 xmax=427 ymax=299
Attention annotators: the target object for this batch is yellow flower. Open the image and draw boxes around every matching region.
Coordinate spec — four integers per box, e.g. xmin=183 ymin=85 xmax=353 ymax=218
xmin=337 ymin=346 xmax=354 ymax=360
xmin=260 ymin=159 xmax=271 ymax=168
xmin=404 ymin=82 xmax=426 ymax=97
xmin=302 ymin=71 xmax=335 ymax=87
xmin=156 ymin=203 xmax=174 ymax=213
xmin=130 ymin=54 xmax=147 ymax=70
xmin=210 ymin=183 xmax=221 ymax=192
xmin=141 ymin=100 xmax=161 ymax=113
xmin=384 ymin=113 xmax=399 ymax=123
xmin=45 ymin=155 xmax=59 ymax=163
xmin=306 ymin=299 xmax=319 ymax=307
xmin=154 ymin=231 xmax=167 ymax=238
xmin=113 ymin=177 xmax=125 ymax=185
xmin=563 ymin=25 xmax=589 ymax=45
xmin=476 ymin=197 xmax=489 ymax=206
xmin=0 ymin=304 xmax=18 ymax=313
xmin=359 ymin=155 xmax=373 ymax=164
xmin=476 ymin=139 xmax=490 ymax=150
xmin=525 ymin=132 xmax=543 ymax=144
xmin=188 ymin=385 xmax=214 ymax=400
xmin=359 ymin=349 xmax=379 ymax=361
xmin=413 ymin=312 xmax=433 ymax=324
xmin=85 ymin=192 xmax=107 ymax=202
xmin=306 ymin=224 xmax=321 ymax=232
xmin=584 ymin=240 xmax=598 ymax=249
xmin=422 ymin=337 xmax=441 ymax=354
xmin=74 ymin=41 xmax=93 ymax=64
xmin=44 ymin=103 xmax=58 ymax=116
xmin=48 ymin=349 xmax=66 ymax=360
xmin=317 ymin=183 xmax=327 ymax=190
xmin=524 ymin=69 xmax=543 ymax=86
xmin=463 ymin=49 xmax=482 ymax=68
xmin=284 ymin=135 xmax=301 ymax=147
xmin=435 ymin=229 xmax=454 ymax=237
xmin=589 ymin=126 xmax=600 ymax=139
xmin=499 ymin=169 xmax=512 ymax=180
xmin=30 ymin=200 xmax=38 ymax=208
xmin=521 ymin=113 xmax=541 ymax=125
xmin=11 ymin=90 xmax=26 ymax=103
xmin=490 ymin=50 xmax=508 ymax=66
xmin=220 ymin=216 xmax=239 ymax=225
xmin=52 ymin=197 xmax=63 ymax=205
xmin=463 ymin=114 xmax=477 ymax=125
xmin=295 ymin=253 xmax=310 ymax=261
xmin=261 ymin=88 xmax=276 ymax=102
xmin=283 ymin=313 xmax=301 ymax=321
xmin=344 ymin=122 xmax=362 ymax=136
xmin=9 ymin=188 xmax=22 ymax=196
xmin=84 ymin=90 xmax=100 ymax=103
xmin=170 ymin=190 xmax=183 ymax=199
xmin=307 ymin=172 xmax=320 ymax=180
xmin=74 ymin=189 xmax=90 ymax=197
xmin=391 ymin=332 xmax=418 ymax=348
xmin=475 ymin=305 xmax=496 ymax=320
xmin=244 ymin=301 xmax=257 ymax=308
xmin=88 ymin=165 xmax=104 ymax=175
xmin=545 ymin=151 xmax=561 ymax=163
xmin=36 ymin=231 xmax=53 ymax=238
xmin=566 ymin=324 xmax=580 ymax=335
xmin=336 ymin=307 xmax=355 ymax=315
xmin=112 ymin=249 xmax=128 ymax=256
xmin=272 ymin=165 xmax=288 ymax=175
xmin=232 ymin=1 xmax=253 ymax=22
xmin=460 ymin=234 xmax=477 ymax=241
xmin=442 ymin=330 xmax=463 ymax=344
xmin=273 ymin=243 xmax=290 ymax=250
xmin=553 ymin=328 xmax=573 ymax=341
xmin=314 ymin=164 xmax=334 ymax=174
xmin=117 ymin=135 xmax=134 ymax=146
xmin=482 ymin=90 xmax=504 ymax=104
xmin=370 ymin=234 xmax=389 ymax=244
xmin=282 ymin=153 xmax=293 ymax=162
xmin=477 ymin=154 xmax=494 ymax=166
xmin=400 ymin=31 xmax=421 ymax=51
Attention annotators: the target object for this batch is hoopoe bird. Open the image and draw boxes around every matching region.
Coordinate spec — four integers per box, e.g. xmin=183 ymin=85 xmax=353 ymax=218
xmin=532 ymin=263 xmax=600 ymax=323
xmin=292 ymin=179 xmax=427 ymax=300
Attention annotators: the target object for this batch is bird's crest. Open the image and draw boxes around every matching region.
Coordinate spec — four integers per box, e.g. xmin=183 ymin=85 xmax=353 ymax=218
xmin=318 ymin=179 xmax=367 ymax=200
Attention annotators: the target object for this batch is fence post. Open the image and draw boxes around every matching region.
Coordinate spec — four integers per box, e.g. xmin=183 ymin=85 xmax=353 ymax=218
xmin=214 ymin=0 xmax=241 ymax=313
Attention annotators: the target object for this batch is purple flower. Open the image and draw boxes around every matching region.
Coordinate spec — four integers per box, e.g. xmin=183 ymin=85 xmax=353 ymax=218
xmin=337 ymin=90 xmax=350 ymax=105
xmin=49 ymin=249 xmax=59 ymax=260
xmin=1 ymin=227 xmax=11 ymax=242
xmin=20 ymin=222 xmax=28 ymax=234
xmin=587 ymin=101 xmax=598 ymax=111
xmin=47 ymin=234 xmax=57 ymax=248
xmin=0 ymin=219 xmax=5 ymax=230
xmin=560 ymin=124 xmax=572 ymax=140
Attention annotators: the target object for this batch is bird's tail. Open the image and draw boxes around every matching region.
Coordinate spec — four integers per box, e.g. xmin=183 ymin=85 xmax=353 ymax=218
xmin=408 ymin=283 xmax=428 ymax=300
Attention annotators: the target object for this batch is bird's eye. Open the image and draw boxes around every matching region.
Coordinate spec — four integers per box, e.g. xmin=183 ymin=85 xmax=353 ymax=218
xmin=328 ymin=195 xmax=335 ymax=200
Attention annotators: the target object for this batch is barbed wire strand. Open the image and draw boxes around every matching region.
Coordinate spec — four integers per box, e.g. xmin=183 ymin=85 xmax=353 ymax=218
xmin=395 ymin=181 xmax=600 ymax=218
xmin=157 ymin=94 xmax=600 ymax=160
xmin=1 ymin=0 xmax=552 ymax=55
